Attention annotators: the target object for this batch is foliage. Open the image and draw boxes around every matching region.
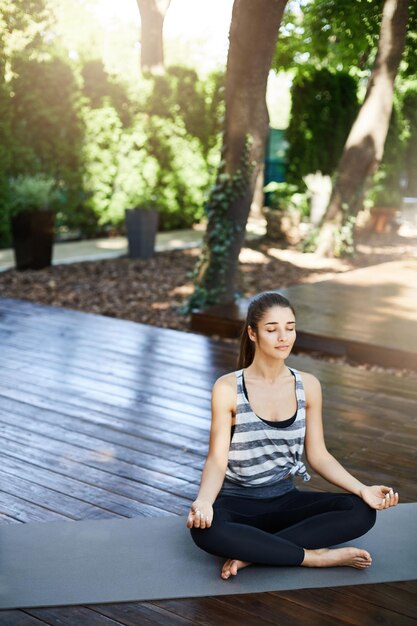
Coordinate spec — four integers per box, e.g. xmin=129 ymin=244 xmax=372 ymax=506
xmin=7 ymin=173 xmax=64 ymax=215
xmin=0 ymin=0 xmax=53 ymax=69
xmin=10 ymin=56 xmax=83 ymax=178
xmin=9 ymin=55 xmax=91 ymax=235
xmin=143 ymin=65 xmax=225 ymax=158
xmin=275 ymin=0 xmax=384 ymax=76
xmin=286 ymin=67 xmax=358 ymax=184
xmin=0 ymin=2 xmax=226 ymax=245
xmin=82 ymin=105 xmax=123 ymax=225
xmin=145 ymin=115 xmax=216 ymax=229
xmin=402 ymin=83 xmax=417 ymax=195
xmin=0 ymin=37 xmax=12 ymax=247
xmin=182 ymin=136 xmax=253 ymax=313
xmin=109 ymin=122 xmax=160 ymax=216
xmin=333 ymin=210 xmax=356 ymax=257
xmin=0 ymin=0 xmax=53 ymax=247
xmin=83 ymin=106 xmax=217 ymax=231
xmin=81 ymin=59 xmax=132 ymax=126
xmin=263 ymin=181 xmax=308 ymax=216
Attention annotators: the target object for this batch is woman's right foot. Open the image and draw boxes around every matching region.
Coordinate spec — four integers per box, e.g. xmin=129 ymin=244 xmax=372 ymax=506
xmin=221 ymin=558 xmax=251 ymax=579
xmin=302 ymin=547 xmax=372 ymax=569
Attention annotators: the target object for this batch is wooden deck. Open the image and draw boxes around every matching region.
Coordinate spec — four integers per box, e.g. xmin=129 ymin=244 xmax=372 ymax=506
xmin=0 ymin=297 xmax=416 ymax=626
xmin=191 ymin=259 xmax=417 ymax=371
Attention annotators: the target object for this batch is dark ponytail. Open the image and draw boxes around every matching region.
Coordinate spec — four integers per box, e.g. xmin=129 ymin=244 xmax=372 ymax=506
xmin=236 ymin=291 xmax=295 ymax=369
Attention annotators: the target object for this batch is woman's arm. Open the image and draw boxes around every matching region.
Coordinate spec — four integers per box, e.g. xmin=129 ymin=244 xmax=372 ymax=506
xmin=186 ymin=375 xmax=234 ymax=529
xmin=303 ymin=372 xmax=399 ymax=510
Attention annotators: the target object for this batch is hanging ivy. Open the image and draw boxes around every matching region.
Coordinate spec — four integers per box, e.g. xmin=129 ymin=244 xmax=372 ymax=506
xmin=180 ymin=135 xmax=253 ymax=313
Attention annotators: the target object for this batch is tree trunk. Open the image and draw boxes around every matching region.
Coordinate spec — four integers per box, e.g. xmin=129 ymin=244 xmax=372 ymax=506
xmin=136 ymin=0 xmax=171 ymax=75
xmin=188 ymin=0 xmax=288 ymax=309
xmin=315 ymin=0 xmax=409 ymax=257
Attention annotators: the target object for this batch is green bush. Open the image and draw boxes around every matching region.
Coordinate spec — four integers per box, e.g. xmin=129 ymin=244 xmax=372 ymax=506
xmin=82 ymin=105 xmax=217 ymax=230
xmin=82 ymin=105 xmax=123 ymax=224
xmin=402 ymin=84 xmax=417 ymax=196
xmin=8 ymin=55 xmax=97 ymax=235
xmin=145 ymin=115 xmax=215 ymax=229
xmin=4 ymin=61 xmax=223 ymax=241
xmin=286 ymin=68 xmax=358 ymax=184
xmin=10 ymin=56 xmax=83 ymax=183
xmin=263 ymin=181 xmax=308 ymax=216
xmin=143 ymin=66 xmax=224 ymax=158
xmin=0 ymin=48 xmax=11 ymax=247
xmin=81 ymin=59 xmax=132 ymax=126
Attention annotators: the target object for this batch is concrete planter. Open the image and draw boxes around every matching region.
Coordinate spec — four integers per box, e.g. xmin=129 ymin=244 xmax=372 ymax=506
xmin=125 ymin=208 xmax=159 ymax=259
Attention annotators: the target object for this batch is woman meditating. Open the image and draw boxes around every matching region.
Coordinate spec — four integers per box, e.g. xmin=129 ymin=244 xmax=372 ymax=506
xmin=187 ymin=291 xmax=399 ymax=580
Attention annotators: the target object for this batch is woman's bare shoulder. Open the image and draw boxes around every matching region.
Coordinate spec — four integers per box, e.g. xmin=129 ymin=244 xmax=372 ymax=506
xmin=213 ymin=371 xmax=238 ymax=393
xmin=296 ymin=369 xmax=322 ymax=392
xmin=211 ymin=371 xmax=238 ymax=415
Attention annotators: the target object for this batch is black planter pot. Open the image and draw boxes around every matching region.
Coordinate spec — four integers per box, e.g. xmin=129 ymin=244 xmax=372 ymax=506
xmin=125 ymin=208 xmax=159 ymax=259
xmin=11 ymin=210 xmax=55 ymax=270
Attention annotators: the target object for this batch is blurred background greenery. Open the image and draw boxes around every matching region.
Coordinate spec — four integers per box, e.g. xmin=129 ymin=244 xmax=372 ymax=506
xmin=1 ymin=0 xmax=416 ymax=249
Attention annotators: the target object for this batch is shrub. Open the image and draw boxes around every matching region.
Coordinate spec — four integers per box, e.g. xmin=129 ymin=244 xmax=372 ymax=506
xmin=286 ymin=68 xmax=358 ymax=184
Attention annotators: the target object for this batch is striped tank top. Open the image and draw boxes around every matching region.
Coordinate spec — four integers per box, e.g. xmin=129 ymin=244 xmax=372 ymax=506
xmin=224 ymin=367 xmax=311 ymax=490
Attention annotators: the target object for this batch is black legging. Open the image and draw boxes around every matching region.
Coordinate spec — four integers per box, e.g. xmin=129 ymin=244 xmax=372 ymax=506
xmin=190 ymin=488 xmax=377 ymax=566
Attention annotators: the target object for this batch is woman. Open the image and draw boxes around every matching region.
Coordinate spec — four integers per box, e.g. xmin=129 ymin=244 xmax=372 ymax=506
xmin=187 ymin=291 xmax=399 ymax=580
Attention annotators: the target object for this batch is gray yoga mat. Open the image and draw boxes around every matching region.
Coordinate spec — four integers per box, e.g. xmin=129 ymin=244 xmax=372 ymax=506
xmin=0 ymin=503 xmax=416 ymax=610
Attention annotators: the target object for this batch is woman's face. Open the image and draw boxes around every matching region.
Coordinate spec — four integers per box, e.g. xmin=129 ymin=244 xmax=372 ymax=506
xmin=248 ymin=306 xmax=296 ymax=359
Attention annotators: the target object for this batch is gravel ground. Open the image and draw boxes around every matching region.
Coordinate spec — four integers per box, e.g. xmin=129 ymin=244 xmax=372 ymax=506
xmin=1 ymin=230 xmax=416 ymax=377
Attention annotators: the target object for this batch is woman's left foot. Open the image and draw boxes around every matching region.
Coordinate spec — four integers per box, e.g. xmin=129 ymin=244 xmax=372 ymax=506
xmin=221 ymin=558 xmax=251 ymax=579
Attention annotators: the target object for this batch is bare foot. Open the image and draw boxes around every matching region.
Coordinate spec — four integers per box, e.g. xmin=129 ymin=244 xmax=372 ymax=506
xmin=221 ymin=558 xmax=251 ymax=579
xmin=302 ymin=547 xmax=372 ymax=570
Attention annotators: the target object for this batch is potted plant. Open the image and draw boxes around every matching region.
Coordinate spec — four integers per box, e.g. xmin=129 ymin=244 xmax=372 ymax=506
xmin=8 ymin=174 xmax=62 ymax=270
xmin=368 ymin=184 xmax=402 ymax=234
xmin=262 ymin=182 xmax=307 ymax=243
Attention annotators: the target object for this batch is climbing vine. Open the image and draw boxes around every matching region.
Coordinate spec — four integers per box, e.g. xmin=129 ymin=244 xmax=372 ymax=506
xmin=180 ymin=136 xmax=254 ymax=313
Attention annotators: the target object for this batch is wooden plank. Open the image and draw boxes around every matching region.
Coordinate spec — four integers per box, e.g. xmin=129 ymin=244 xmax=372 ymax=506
xmin=0 ymin=492 xmax=69 ymax=523
xmin=23 ymin=607 xmax=127 ymax=625
xmin=91 ymin=603 xmax=202 ymax=625
xmin=0 ymin=455 xmax=179 ymax=518
xmin=268 ymin=584 xmax=417 ymax=626
xmin=0 ymin=612 xmax=54 ymax=626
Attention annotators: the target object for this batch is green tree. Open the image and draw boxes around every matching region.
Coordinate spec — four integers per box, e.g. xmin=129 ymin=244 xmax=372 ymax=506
xmin=316 ymin=0 xmax=410 ymax=256
xmin=0 ymin=20 xmax=12 ymax=247
xmin=274 ymin=0 xmax=384 ymax=75
xmin=185 ymin=0 xmax=289 ymax=310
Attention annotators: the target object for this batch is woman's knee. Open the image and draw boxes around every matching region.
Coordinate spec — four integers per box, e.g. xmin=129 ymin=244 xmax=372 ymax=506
xmin=189 ymin=525 xmax=220 ymax=554
xmin=349 ymin=495 xmax=377 ymax=532
xmin=189 ymin=516 xmax=231 ymax=557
